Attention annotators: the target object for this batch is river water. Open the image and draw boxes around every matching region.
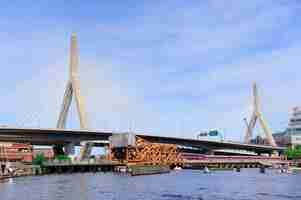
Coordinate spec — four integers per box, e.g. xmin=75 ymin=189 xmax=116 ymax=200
xmin=0 ymin=169 xmax=300 ymax=200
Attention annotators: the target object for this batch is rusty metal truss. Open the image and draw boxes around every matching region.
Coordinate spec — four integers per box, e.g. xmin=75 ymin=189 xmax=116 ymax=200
xmin=110 ymin=136 xmax=183 ymax=166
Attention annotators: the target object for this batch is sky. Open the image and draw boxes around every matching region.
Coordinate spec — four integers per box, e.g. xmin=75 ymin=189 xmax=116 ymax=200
xmin=0 ymin=0 xmax=300 ymax=142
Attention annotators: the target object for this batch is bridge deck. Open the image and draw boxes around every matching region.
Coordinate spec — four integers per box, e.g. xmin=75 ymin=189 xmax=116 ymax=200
xmin=0 ymin=127 xmax=284 ymax=154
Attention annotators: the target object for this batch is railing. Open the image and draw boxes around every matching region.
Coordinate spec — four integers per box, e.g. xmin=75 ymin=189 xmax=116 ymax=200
xmin=44 ymin=159 xmax=115 ymax=166
xmin=184 ymin=159 xmax=282 ymax=164
xmin=181 ymin=153 xmax=285 ymax=165
xmin=181 ymin=153 xmax=281 ymax=161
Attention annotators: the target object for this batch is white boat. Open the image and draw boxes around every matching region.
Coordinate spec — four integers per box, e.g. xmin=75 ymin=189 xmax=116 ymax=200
xmin=278 ymin=167 xmax=293 ymax=174
xmin=174 ymin=166 xmax=182 ymax=170
xmin=203 ymin=167 xmax=211 ymax=173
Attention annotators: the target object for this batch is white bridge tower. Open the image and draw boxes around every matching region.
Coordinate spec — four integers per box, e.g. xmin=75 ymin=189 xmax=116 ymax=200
xmin=57 ymin=34 xmax=93 ymax=160
xmin=244 ymin=83 xmax=277 ymax=147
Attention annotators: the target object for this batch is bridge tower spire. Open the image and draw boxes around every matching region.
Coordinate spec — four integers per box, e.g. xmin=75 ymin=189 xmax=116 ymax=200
xmin=244 ymin=82 xmax=277 ymax=147
xmin=57 ymin=33 xmax=92 ymax=159
xmin=57 ymin=33 xmax=88 ymax=129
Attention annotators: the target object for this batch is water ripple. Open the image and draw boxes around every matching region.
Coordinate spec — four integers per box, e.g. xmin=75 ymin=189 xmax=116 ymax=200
xmin=0 ymin=169 xmax=300 ymax=200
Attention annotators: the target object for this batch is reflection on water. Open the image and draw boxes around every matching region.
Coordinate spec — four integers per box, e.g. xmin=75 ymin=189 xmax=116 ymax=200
xmin=0 ymin=169 xmax=300 ymax=200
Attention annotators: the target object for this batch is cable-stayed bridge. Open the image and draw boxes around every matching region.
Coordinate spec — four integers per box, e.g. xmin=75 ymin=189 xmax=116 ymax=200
xmin=0 ymin=34 xmax=284 ymax=165
xmin=0 ymin=127 xmax=283 ymax=155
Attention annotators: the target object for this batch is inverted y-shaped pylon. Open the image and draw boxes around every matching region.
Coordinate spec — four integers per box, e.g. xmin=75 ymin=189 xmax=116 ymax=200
xmin=244 ymin=83 xmax=277 ymax=147
xmin=57 ymin=34 xmax=92 ymax=159
xmin=57 ymin=34 xmax=87 ymax=129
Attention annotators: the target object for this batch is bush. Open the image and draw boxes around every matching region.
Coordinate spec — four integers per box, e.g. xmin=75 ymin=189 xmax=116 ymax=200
xmin=55 ymin=155 xmax=71 ymax=161
xmin=285 ymin=145 xmax=301 ymax=160
xmin=32 ymin=153 xmax=46 ymax=166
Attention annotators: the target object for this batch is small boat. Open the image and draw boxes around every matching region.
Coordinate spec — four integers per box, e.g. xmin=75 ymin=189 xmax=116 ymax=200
xmin=286 ymin=169 xmax=293 ymax=174
xmin=278 ymin=167 xmax=294 ymax=174
xmin=278 ymin=169 xmax=285 ymax=173
xmin=203 ymin=167 xmax=211 ymax=174
xmin=174 ymin=166 xmax=182 ymax=171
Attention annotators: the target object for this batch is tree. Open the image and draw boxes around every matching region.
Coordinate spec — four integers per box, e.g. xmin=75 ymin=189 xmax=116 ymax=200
xmin=32 ymin=153 xmax=46 ymax=166
xmin=285 ymin=145 xmax=301 ymax=160
xmin=55 ymin=154 xmax=71 ymax=161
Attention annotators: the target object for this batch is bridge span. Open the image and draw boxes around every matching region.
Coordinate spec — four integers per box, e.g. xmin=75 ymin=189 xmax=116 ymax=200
xmin=0 ymin=127 xmax=284 ymax=154
xmin=0 ymin=127 xmax=112 ymax=146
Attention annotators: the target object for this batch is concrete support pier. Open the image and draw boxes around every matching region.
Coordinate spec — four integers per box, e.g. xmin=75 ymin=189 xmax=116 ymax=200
xmin=41 ymin=160 xmax=122 ymax=175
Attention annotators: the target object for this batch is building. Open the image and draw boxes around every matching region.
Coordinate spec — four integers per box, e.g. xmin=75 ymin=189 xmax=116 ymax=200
xmin=0 ymin=142 xmax=33 ymax=163
xmin=250 ymin=135 xmax=270 ymax=146
xmin=33 ymin=147 xmax=54 ymax=160
xmin=197 ymin=130 xmax=224 ymax=142
xmin=270 ymin=107 xmax=301 ymax=148
xmin=286 ymin=107 xmax=301 ymax=147
xmin=287 ymin=107 xmax=301 ymax=134
xmin=0 ymin=143 xmax=55 ymax=164
xmin=273 ymin=131 xmax=289 ymax=147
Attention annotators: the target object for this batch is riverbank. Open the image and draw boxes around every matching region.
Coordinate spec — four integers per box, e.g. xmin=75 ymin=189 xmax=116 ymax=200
xmin=0 ymin=171 xmax=36 ymax=181
xmin=0 ymin=174 xmax=10 ymax=181
xmin=291 ymin=167 xmax=301 ymax=173
xmin=0 ymin=164 xmax=40 ymax=181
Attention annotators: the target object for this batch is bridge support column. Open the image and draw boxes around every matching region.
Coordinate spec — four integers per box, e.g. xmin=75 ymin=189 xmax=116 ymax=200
xmin=272 ymin=150 xmax=280 ymax=157
xmin=64 ymin=142 xmax=75 ymax=155
xmin=53 ymin=144 xmax=65 ymax=156
xmin=260 ymin=166 xmax=266 ymax=173
xmin=79 ymin=141 xmax=94 ymax=160
xmin=103 ymin=144 xmax=110 ymax=160
xmin=53 ymin=143 xmax=75 ymax=157
xmin=205 ymin=150 xmax=214 ymax=155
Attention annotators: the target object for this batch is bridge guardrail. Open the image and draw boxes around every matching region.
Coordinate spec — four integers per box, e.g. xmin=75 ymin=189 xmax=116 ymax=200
xmin=44 ymin=159 xmax=114 ymax=166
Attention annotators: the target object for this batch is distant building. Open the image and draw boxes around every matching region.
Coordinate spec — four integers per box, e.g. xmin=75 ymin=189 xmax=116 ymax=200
xmin=287 ymin=107 xmax=301 ymax=134
xmin=285 ymin=107 xmax=301 ymax=147
xmin=250 ymin=107 xmax=301 ymax=148
xmin=250 ymin=135 xmax=269 ymax=146
xmin=197 ymin=130 xmax=223 ymax=142
xmin=0 ymin=143 xmax=33 ymax=163
xmin=269 ymin=107 xmax=301 ymax=148
xmin=33 ymin=147 xmax=54 ymax=160
xmin=273 ymin=131 xmax=289 ymax=147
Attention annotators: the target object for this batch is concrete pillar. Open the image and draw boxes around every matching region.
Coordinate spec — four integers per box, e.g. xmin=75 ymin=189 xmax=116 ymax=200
xmin=278 ymin=151 xmax=282 ymax=157
xmin=271 ymin=150 xmax=279 ymax=157
xmin=205 ymin=150 xmax=214 ymax=155
xmin=53 ymin=144 xmax=65 ymax=156
xmin=104 ymin=144 xmax=110 ymax=160
xmin=235 ymin=166 xmax=241 ymax=172
xmin=64 ymin=143 xmax=75 ymax=155
xmin=260 ymin=166 xmax=266 ymax=173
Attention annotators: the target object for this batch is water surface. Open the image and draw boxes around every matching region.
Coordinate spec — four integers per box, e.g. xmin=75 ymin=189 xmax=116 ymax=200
xmin=0 ymin=169 xmax=300 ymax=200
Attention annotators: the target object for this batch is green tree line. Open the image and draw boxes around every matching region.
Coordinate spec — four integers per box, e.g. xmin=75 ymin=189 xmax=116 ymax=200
xmin=285 ymin=145 xmax=301 ymax=160
xmin=32 ymin=153 xmax=46 ymax=166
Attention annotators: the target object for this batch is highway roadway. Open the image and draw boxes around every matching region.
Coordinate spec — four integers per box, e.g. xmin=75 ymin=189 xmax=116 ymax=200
xmin=0 ymin=127 xmax=284 ymax=154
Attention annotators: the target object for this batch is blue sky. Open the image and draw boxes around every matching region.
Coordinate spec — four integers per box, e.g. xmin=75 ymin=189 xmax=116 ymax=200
xmin=0 ymin=1 xmax=301 ymax=141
